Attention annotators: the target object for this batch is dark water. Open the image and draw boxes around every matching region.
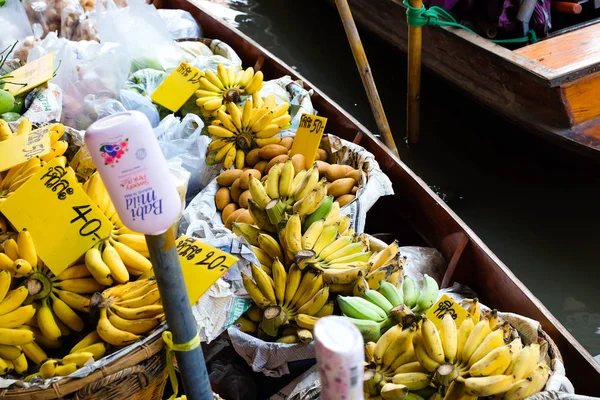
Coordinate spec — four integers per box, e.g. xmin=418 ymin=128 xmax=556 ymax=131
xmin=195 ymin=0 xmax=600 ymax=358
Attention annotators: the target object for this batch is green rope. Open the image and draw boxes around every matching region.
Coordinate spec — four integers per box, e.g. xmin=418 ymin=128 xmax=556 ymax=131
xmin=403 ymin=0 xmax=538 ymax=44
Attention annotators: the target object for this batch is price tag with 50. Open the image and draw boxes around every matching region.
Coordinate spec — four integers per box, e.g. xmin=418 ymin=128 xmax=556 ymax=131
xmin=176 ymin=235 xmax=238 ymax=305
xmin=0 ymin=158 xmax=112 ymax=275
xmin=289 ymin=113 xmax=328 ymax=168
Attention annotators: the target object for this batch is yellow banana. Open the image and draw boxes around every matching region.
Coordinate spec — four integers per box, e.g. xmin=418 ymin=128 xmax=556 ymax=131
xmin=314 ymin=300 xmax=335 ymax=318
xmin=110 ymin=304 xmax=163 ymax=320
xmin=251 ymin=264 xmax=276 ymax=304
xmin=207 ymin=125 xmax=235 ymax=139
xmin=312 ymin=226 xmax=342 ymax=258
xmin=278 ymin=159 xmax=294 ymax=198
xmin=295 ymin=313 xmax=318 ymax=330
xmin=393 ymin=361 xmax=427 ymax=375
xmin=50 ymin=293 xmax=84 ymax=332
xmin=374 ymin=324 xmax=403 ymax=365
xmin=0 ymin=286 xmax=28 ymax=315
xmin=102 ymin=241 xmax=129 ymax=284
xmin=0 ymin=327 xmax=34 ymax=346
xmin=16 ymin=229 xmax=37 ymax=267
xmin=322 ymin=268 xmax=362 ymax=285
xmin=62 ymin=351 xmax=95 ymax=367
xmin=0 ymin=120 xmax=12 ymax=141
xmin=257 ymin=234 xmax=284 ymax=263
xmin=55 ymin=278 xmax=105 ymax=294
xmin=248 ymin=175 xmax=271 ymax=209
xmin=391 ymin=372 xmax=431 ymax=391
xmin=96 ymin=308 xmax=140 ymax=346
xmin=440 ymin=312 xmax=458 ymax=364
xmin=456 ymin=315 xmax=474 ymax=364
xmin=37 ymin=298 xmax=62 ymax=341
xmin=241 ymin=98 xmax=253 ymax=128
xmin=0 ymin=304 xmax=36 ymax=329
xmin=72 ymin=342 xmax=107 ymax=360
xmin=111 ymin=240 xmax=152 ymax=273
xmin=223 ymin=146 xmax=236 ymax=168
xmin=108 ymin=309 xmax=162 ymax=335
xmin=461 ymin=319 xmax=492 ymax=365
xmin=302 ymin=219 xmax=325 ymax=251
xmin=39 ymin=359 xmax=58 ymax=379
xmin=113 ymin=234 xmax=148 ymax=254
xmin=85 ymin=243 xmax=113 ymax=286
xmin=413 ymin=331 xmax=440 ymax=372
xmin=296 ymin=286 xmax=329 ymax=315
xmin=468 ymin=299 xmax=481 ymax=324
xmin=52 ymin=289 xmax=90 ymax=313
xmin=21 ymin=342 xmax=48 ymax=364
xmin=271 ymin=258 xmax=287 ymax=306
xmin=283 ymin=264 xmax=302 ymax=308
xmin=294 ymin=165 xmax=319 ymax=201
xmin=106 ymin=279 xmax=154 ymax=301
xmin=510 ymin=343 xmax=540 ymax=380
xmin=4 ymin=239 xmax=19 ymax=261
xmin=467 ymin=329 xmax=504 ymax=367
xmin=469 ymin=344 xmax=512 ymax=377
xmin=463 ymin=374 xmax=514 ymax=397
xmin=0 ymin=270 xmax=11 ymax=303
xmin=285 ymin=213 xmax=303 ymax=255
xmin=117 ymin=288 xmax=161 ymax=308
xmin=55 ymin=264 xmax=91 ymax=281
xmin=0 ymin=344 xmax=22 ymax=361
xmin=242 ymin=273 xmax=272 ymax=308
xmin=70 ymin=331 xmax=102 ymax=354
xmin=55 ymin=362 xmax=78 ymax=376
xmin=383 ymin=325 xmax=417 ymax=372
xmin=13 ymin=353 xmax=27 ymax=374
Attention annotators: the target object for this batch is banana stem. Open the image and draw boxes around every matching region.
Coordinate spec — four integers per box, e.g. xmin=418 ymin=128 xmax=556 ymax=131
xmin=261 ymin=306 xmax=287 ymax=337
xmin=295 ymin=250 xmax=317 ymax=270
xmin=389 ymin=304 xmax=416 ymax=326
xmin=266 ymin=199 xmax=286 ymax=225
xmin=434 ymin=363 xmax=459 ymax=387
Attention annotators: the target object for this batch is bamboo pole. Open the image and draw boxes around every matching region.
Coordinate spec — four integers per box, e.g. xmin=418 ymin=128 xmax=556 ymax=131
xmin=334 ymin=0 xmax=400 ymax=158
xmin=407 ymin=0 xmax=423 ymax=144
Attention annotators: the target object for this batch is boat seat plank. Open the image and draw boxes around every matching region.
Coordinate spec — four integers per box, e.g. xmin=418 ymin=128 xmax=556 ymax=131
xmin=515 ymin=23 xmax=600 ymax=74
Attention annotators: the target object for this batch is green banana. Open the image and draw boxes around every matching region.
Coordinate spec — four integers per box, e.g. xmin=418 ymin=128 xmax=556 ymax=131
xmin=402 ymin=276 xmax=420 ymax=308
xmin=302 ymin=195 xmax=334 ymax=232
xmin=379 ymin=281 xmax=404 ymax=307
xmin=232 ymin=223 xmax=261 ymax=246
xmin=344 ymin=316 xmax=384 ymax=342
xmin=412 ymin=274 xmax=439 ymax=314
xmin=363 ymin=289 xmax=394 ymax=313
xmin=338 ymin=296 xmax=387 ymax=322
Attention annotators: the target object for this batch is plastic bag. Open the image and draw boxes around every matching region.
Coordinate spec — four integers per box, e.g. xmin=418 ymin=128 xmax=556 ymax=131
xmin=157 ymin=9 xmax=203 ymax=39
xmin=96 ymin=0 xmax=184 ymax=72
xmin=122 ymin=68 xmax=167 ymax=96
xmin=177 ymin=41 xmax=213 ymax=61
xmin=118 ymin=89 xmax=160 ymax=127
xmin=61 ymin=3 xmax=98 ymax=41
xmin=154 ymin=113 xmax=209 ymax=201
xmin=0 ymin=0 xmax=34 ymax=57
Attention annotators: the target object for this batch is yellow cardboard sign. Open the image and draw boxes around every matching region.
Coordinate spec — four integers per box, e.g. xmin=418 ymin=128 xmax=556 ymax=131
xmin=0 ymin=158 xmax=112 ymax=275
xmin=176 ymin=235 xmax=238 ymax=305
xmin=425 ymin=294 xmax=469 ymax=330
xmin=3 ymin=53 xmax=55 ymax=96
xmin=150 ymin=62 xmax=203 ymax=112
xmin=0 ymin=126 xmax=52 ymax=172
xmin=289 ymin=113 xmax=328 ymax=168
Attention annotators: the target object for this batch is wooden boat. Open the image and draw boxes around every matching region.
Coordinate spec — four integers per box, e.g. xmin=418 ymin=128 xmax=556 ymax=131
xmin=330 ymin=0 xmax=600 ymax=158
xmin=156 ymin=0 xmax=600 ymax=394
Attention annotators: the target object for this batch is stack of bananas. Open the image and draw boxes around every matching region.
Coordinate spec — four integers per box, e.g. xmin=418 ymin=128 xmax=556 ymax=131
xmin=0 ymin=122 xmax=69 ymax=201
xmin=93 ymin=279 xmax=164 ymax=346
xmin=195 ymin=64 xmax=263 ymax=114
xmin=238 ymin=260 xmax=332 ymax=343
xmin=206 ymin=94 xmax=291 ymax=169
xmin=338 ymin=275 xmax=439 ymax=342
xmin=364 ymin=302 xmax=551 ymax=400
xmin=83 ymin=172 xmax=153 ymax=283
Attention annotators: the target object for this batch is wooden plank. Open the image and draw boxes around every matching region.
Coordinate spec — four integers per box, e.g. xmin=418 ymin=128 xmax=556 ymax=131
xmin=516 ymin=24 xmax=600 ymax=75
xmin=561 ymin=71 xmax=600 ymax=125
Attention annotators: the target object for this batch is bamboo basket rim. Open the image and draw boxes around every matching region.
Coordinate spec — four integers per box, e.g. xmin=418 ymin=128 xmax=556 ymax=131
xmin=1 ymin=335 xmax=165 ymax=399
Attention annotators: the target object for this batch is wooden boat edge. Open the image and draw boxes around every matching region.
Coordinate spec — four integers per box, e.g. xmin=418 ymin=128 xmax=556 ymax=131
xmin=157 ymin=0 xmax=600 ymax=393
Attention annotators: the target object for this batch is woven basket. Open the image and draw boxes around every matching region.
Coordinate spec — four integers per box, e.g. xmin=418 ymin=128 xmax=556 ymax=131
xmin=0 ymin=335 xmax=167 ymax=400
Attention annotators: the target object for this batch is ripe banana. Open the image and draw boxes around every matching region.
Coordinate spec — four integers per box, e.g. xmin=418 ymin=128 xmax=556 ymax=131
xmin=17 ymin=229 xmax=37 ymax=267
xmin=102 ymin=241 xmax=130 ymax=284
xmin=440 ymin=312 xmax=458 ymax=364
xmin=108 ymin=309 xmax=163 ymax=335
xmin=0 ymin=286 xmax=29 ymax=315
xmin=0 ymin=304 xmax=36 ymax=329
xmin=85 ymin=242 xmax=113 ymax=286
xmin=50 ymin=293 xmax=85 ymax=332
xmin=97 ymin=308 xmax=140 ymax=346
xmin=463 ymin=374 xmax=514 ymax=396
xmin=0 ymin=327 xmax=35 ymax=345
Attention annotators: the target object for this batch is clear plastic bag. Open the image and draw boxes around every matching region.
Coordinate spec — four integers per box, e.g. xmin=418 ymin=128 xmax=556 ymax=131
xmin=0 ymin=0 xmax=34 ymax=57
xmin=119 ymin=89 xmax=160 ymax=127
xmin=60 ymin=3 xmax=98 ymax=41
xmin=122 ymin=68 xmax=167 ymax=96
xmin=96 ymin=0 xmax=184 ymax=72
xmin=157 ymin=9 xmax=202 ymax=39
xmin=154 ymin=113 xmax=209 ymax=201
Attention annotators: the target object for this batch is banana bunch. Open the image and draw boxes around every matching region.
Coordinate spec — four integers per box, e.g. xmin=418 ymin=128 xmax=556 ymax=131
xmin=83 ymin=172 xmax=153 ymax=282
xmin=367 ymin=305 xmax=550 ymax=400
xmin=0 ymin=122 xmax=68 ymax=201
xmin=93 ymin=279 xmax=164 ymax=346
xmin=206 ymin=94 xmax=290 ymax=169
xmin=338 ymin=275 xmax=439 ymax=343
xmin=195 ymin=64 xmax=263 ymax=114
xmin=241 ymin=260 xmax=332 ymax=343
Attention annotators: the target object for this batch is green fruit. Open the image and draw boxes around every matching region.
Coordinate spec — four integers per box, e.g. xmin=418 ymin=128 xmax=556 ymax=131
xmin=1 ymin=112 xmax=21 ymax=122
xmin=10 ymin=96 xmax=25 ymax=114
xmin=0 ymin=90 xmax=15 ymax=115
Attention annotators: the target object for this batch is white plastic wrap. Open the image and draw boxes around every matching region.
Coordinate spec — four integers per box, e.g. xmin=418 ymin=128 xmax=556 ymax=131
xmin=157 ymin=9 xmax=203 ymax=39
xmin=1 ymin=0 xmax=35 ymax=56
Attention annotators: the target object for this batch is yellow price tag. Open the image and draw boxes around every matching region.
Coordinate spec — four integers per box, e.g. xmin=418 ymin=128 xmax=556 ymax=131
xmin=2 ymin=53 xmax=55 ymax=96
xmin=150 ymin=62 xmax=203 ymax=112
xmin=0 ymin=126 xmax=52 ymax=172
xmin=0 ymin=158 xmax=112 ymax=275
xmin=425 ymin=294 xmax=469 ymax=330
xmin=175 ymin=235 xmax=238 ymax=305
xmin=289 ymin=113 xmax=328 ymax=168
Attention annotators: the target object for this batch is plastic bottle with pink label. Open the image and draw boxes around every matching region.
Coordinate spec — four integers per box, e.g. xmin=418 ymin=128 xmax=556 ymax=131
xmin=84 ymin=110 xmax=181 ymax=235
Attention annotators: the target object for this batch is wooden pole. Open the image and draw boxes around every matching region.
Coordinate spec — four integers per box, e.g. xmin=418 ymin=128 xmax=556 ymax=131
xmin=407 ymin=0 xmax=423 ymax=144
xmin=334 ymin=0 xmax=400 ymax=158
